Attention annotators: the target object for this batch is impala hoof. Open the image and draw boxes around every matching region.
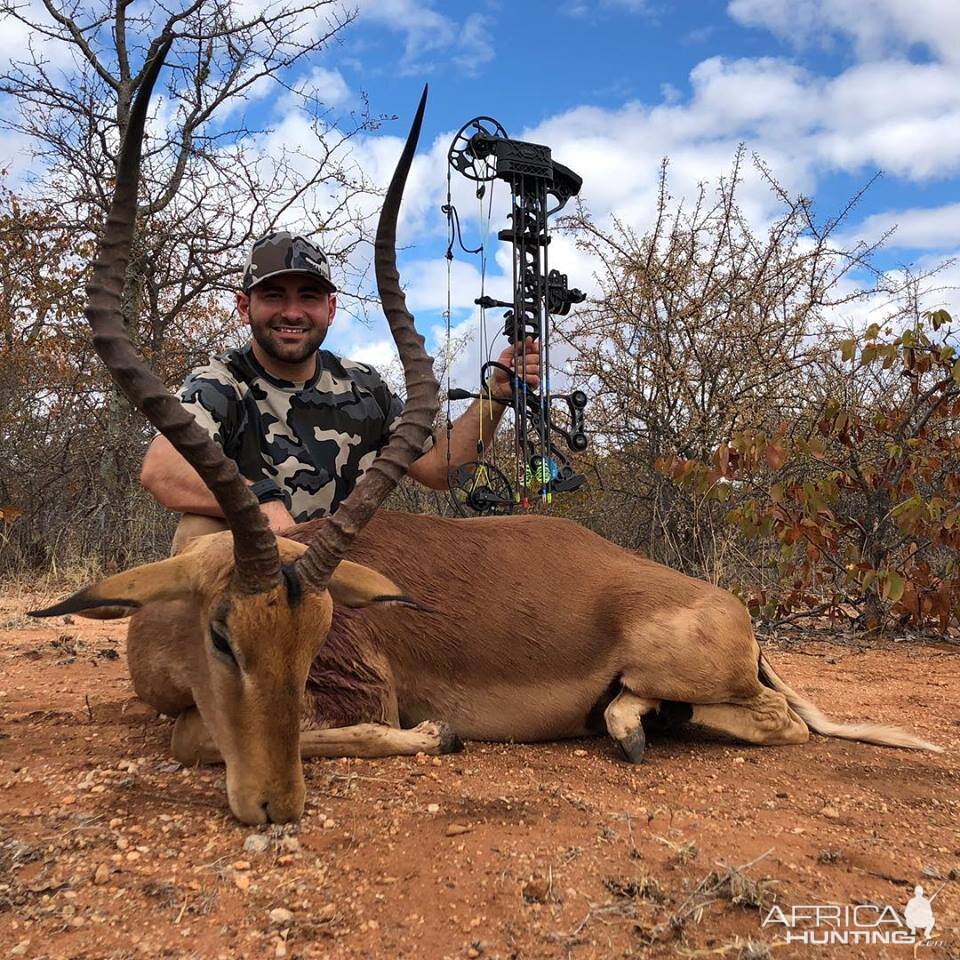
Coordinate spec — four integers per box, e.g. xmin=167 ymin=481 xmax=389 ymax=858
xmin=412 ymin=720 xmax=464 ymax=754
xmin=437 ymin=721 xmax=464 ymax=754
xmin=618 ymin=725 xmax=646 ymax=764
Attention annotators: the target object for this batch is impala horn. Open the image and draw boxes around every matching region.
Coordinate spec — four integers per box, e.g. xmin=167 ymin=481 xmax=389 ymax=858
xmin=84 ymin=37 xmax=281 ymax=595
xmin=294 ymin=86 xmax=439 ymax=591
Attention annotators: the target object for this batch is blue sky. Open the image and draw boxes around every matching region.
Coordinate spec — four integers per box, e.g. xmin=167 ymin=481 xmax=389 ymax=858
xmin=3 ymin=0 xmax=959 ymax=378
xmin=313 ymin=0 xmax=960 ymax=373
xmin=346 ymin=0 xmax=959 ymax=251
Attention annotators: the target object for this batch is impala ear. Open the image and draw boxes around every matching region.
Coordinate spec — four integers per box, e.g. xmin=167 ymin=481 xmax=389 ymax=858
xmin=328 ymin=560 xmax=430 ymax=611
xmin=28 ymin=554 xmax=199 ymax=619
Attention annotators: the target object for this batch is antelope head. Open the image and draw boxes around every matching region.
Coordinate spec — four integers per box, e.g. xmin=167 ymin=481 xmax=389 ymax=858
xmin=30 ymin=41 xmax=438 ymax=825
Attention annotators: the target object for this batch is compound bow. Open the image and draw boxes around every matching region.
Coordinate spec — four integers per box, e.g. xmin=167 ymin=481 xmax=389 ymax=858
xmin=443 ymin=116 xmax=588 ymax=516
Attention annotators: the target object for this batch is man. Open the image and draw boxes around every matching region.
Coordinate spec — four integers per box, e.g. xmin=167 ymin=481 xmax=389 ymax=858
xmin=141 ymin=232 xmax=537 ymax=543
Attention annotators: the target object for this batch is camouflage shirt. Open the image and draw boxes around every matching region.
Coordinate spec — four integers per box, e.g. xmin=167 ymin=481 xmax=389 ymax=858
xmin=179 ymin=343 xmax=404 ymax=522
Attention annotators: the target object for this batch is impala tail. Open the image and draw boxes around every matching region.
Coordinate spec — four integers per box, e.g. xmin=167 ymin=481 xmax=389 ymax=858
xmin=759 ymin=654 xmax=942 ymax=752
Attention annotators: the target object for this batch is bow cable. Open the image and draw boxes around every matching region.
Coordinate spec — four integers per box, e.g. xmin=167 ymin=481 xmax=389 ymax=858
xmin=444 ymin=144 xmax=500 ymax=501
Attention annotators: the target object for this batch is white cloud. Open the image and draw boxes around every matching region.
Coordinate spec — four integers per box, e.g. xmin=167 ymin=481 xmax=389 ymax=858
xmin=331 ymin=304 xmax=489 ymax=397
xmin=728 ymin=0 xmax=960 ymax=64
xmin=8 ymin=0 xmax=960 ymax=376
xmin=454 ymin=14 xmax=495 ymax=76
xmin=353 ymin=0 xmax=496 ymax=74
xmin=357 ymin=0 xmax=454 ymax=63
xmin=296 ymin=66 xmax=351 ymax=108
xmin=563 ymin=0 xmax=651 ymax=18
xmin=0 ymin=125 xmax=34 ymax=182
xmin=0 ymin=2 xmax=77 ymax=71
xmin=814 ymin=252 xmax=960 ymax=340
xmin=402 ymin=257 xmax=494 ymax=314
xmin=815 ymin=60 xmax=960 ymax=179
xmin=519 ymin=51 xmax=960 ymax=255
xmin=842 ymin=203 xmax=960 ymax=252
xmin=255 ymin=65 xmax=353 ymax=124
xmin=206 ymin=71 xmax=285 ymax=127
xmin=341 ymin=335 xmax=398 ymax=370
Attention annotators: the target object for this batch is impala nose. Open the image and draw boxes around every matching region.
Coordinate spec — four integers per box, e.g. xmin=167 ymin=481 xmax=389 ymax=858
xmin=262 ymin=797 xmax=302 ymax=825
xmin=227 ymin=784 xmax=303 ymax=825
xmin=226 ymin=761 xmax=305 ymax=824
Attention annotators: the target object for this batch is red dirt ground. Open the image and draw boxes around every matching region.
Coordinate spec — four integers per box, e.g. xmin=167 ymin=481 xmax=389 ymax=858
xmin=1 ymin=588 xmax=958 ymax=960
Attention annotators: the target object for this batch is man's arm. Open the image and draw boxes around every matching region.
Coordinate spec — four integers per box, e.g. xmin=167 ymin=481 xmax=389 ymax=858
xmin=141 ymin=435 xmax=220 ymax=515
xmin=407 ymin=337 xmax=540 ymax=490
xmin=407 ymin=396 xmax=508 ymax=489
xmin=141 ymin=435 xmax=296 ymax=532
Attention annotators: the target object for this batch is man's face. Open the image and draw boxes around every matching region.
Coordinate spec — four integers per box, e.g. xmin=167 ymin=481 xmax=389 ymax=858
xmin=238 ymin=273 xmax=337 ymax=366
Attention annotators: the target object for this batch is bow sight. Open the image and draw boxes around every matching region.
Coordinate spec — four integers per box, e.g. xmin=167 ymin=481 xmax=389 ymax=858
xmin=444 ymin=116 xmax=588 ymax=516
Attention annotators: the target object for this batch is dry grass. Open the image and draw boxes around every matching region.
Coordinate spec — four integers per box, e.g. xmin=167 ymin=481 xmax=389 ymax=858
xmin=603 ymin=874 xmax=666 ymax=903
xmin=0 ymin=556 xmax=112 ymax=613
xmin=635 ymin=850 xmax=778 ymax=948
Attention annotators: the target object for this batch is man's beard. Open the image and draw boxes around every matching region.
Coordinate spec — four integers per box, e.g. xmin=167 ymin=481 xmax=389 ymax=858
xmin=249 ymin=306 xmax=327 ymax=365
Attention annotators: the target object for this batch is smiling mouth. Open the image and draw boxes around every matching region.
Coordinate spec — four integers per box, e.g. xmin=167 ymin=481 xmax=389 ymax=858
xmin=273 ymin=326 xmax=308 ymax=335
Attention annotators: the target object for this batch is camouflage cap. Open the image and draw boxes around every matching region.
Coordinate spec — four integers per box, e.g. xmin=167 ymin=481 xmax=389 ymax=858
xmin=242 ymin=232 xmax=337 ymax=294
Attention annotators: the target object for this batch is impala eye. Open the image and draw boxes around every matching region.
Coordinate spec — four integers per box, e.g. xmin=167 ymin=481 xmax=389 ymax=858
xmin=210 ymin=623 xmax=237 ymax=664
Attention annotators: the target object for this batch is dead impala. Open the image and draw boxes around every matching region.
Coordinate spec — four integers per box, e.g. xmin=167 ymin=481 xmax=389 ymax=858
xmin=33 ymin=46 xmax=940 ymax=828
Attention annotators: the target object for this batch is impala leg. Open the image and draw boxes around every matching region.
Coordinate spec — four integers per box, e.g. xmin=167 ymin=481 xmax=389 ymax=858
xmin=689 ymin=689 xmax=808 ymax=745
xmin=172 ymin=711 xmax=463 ymax=766
xmin=170 ymin=514 xmax=228 ymax=556
xmin=300 ymin=721 xmax=463 ymax=759
xmin=171 ymin=707 xmax=222 ymax=765
xmin=604 ymin=690 xmax=661 ymax=763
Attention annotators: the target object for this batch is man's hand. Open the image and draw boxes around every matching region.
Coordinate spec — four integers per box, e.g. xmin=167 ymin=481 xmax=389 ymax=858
xmin=487 ymin=337 xmax=541 ymax=400
xmin=260 ymin=499 xmax=296 ymax=534
xmin=410 ymin=339 xmax=540 ymax=490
